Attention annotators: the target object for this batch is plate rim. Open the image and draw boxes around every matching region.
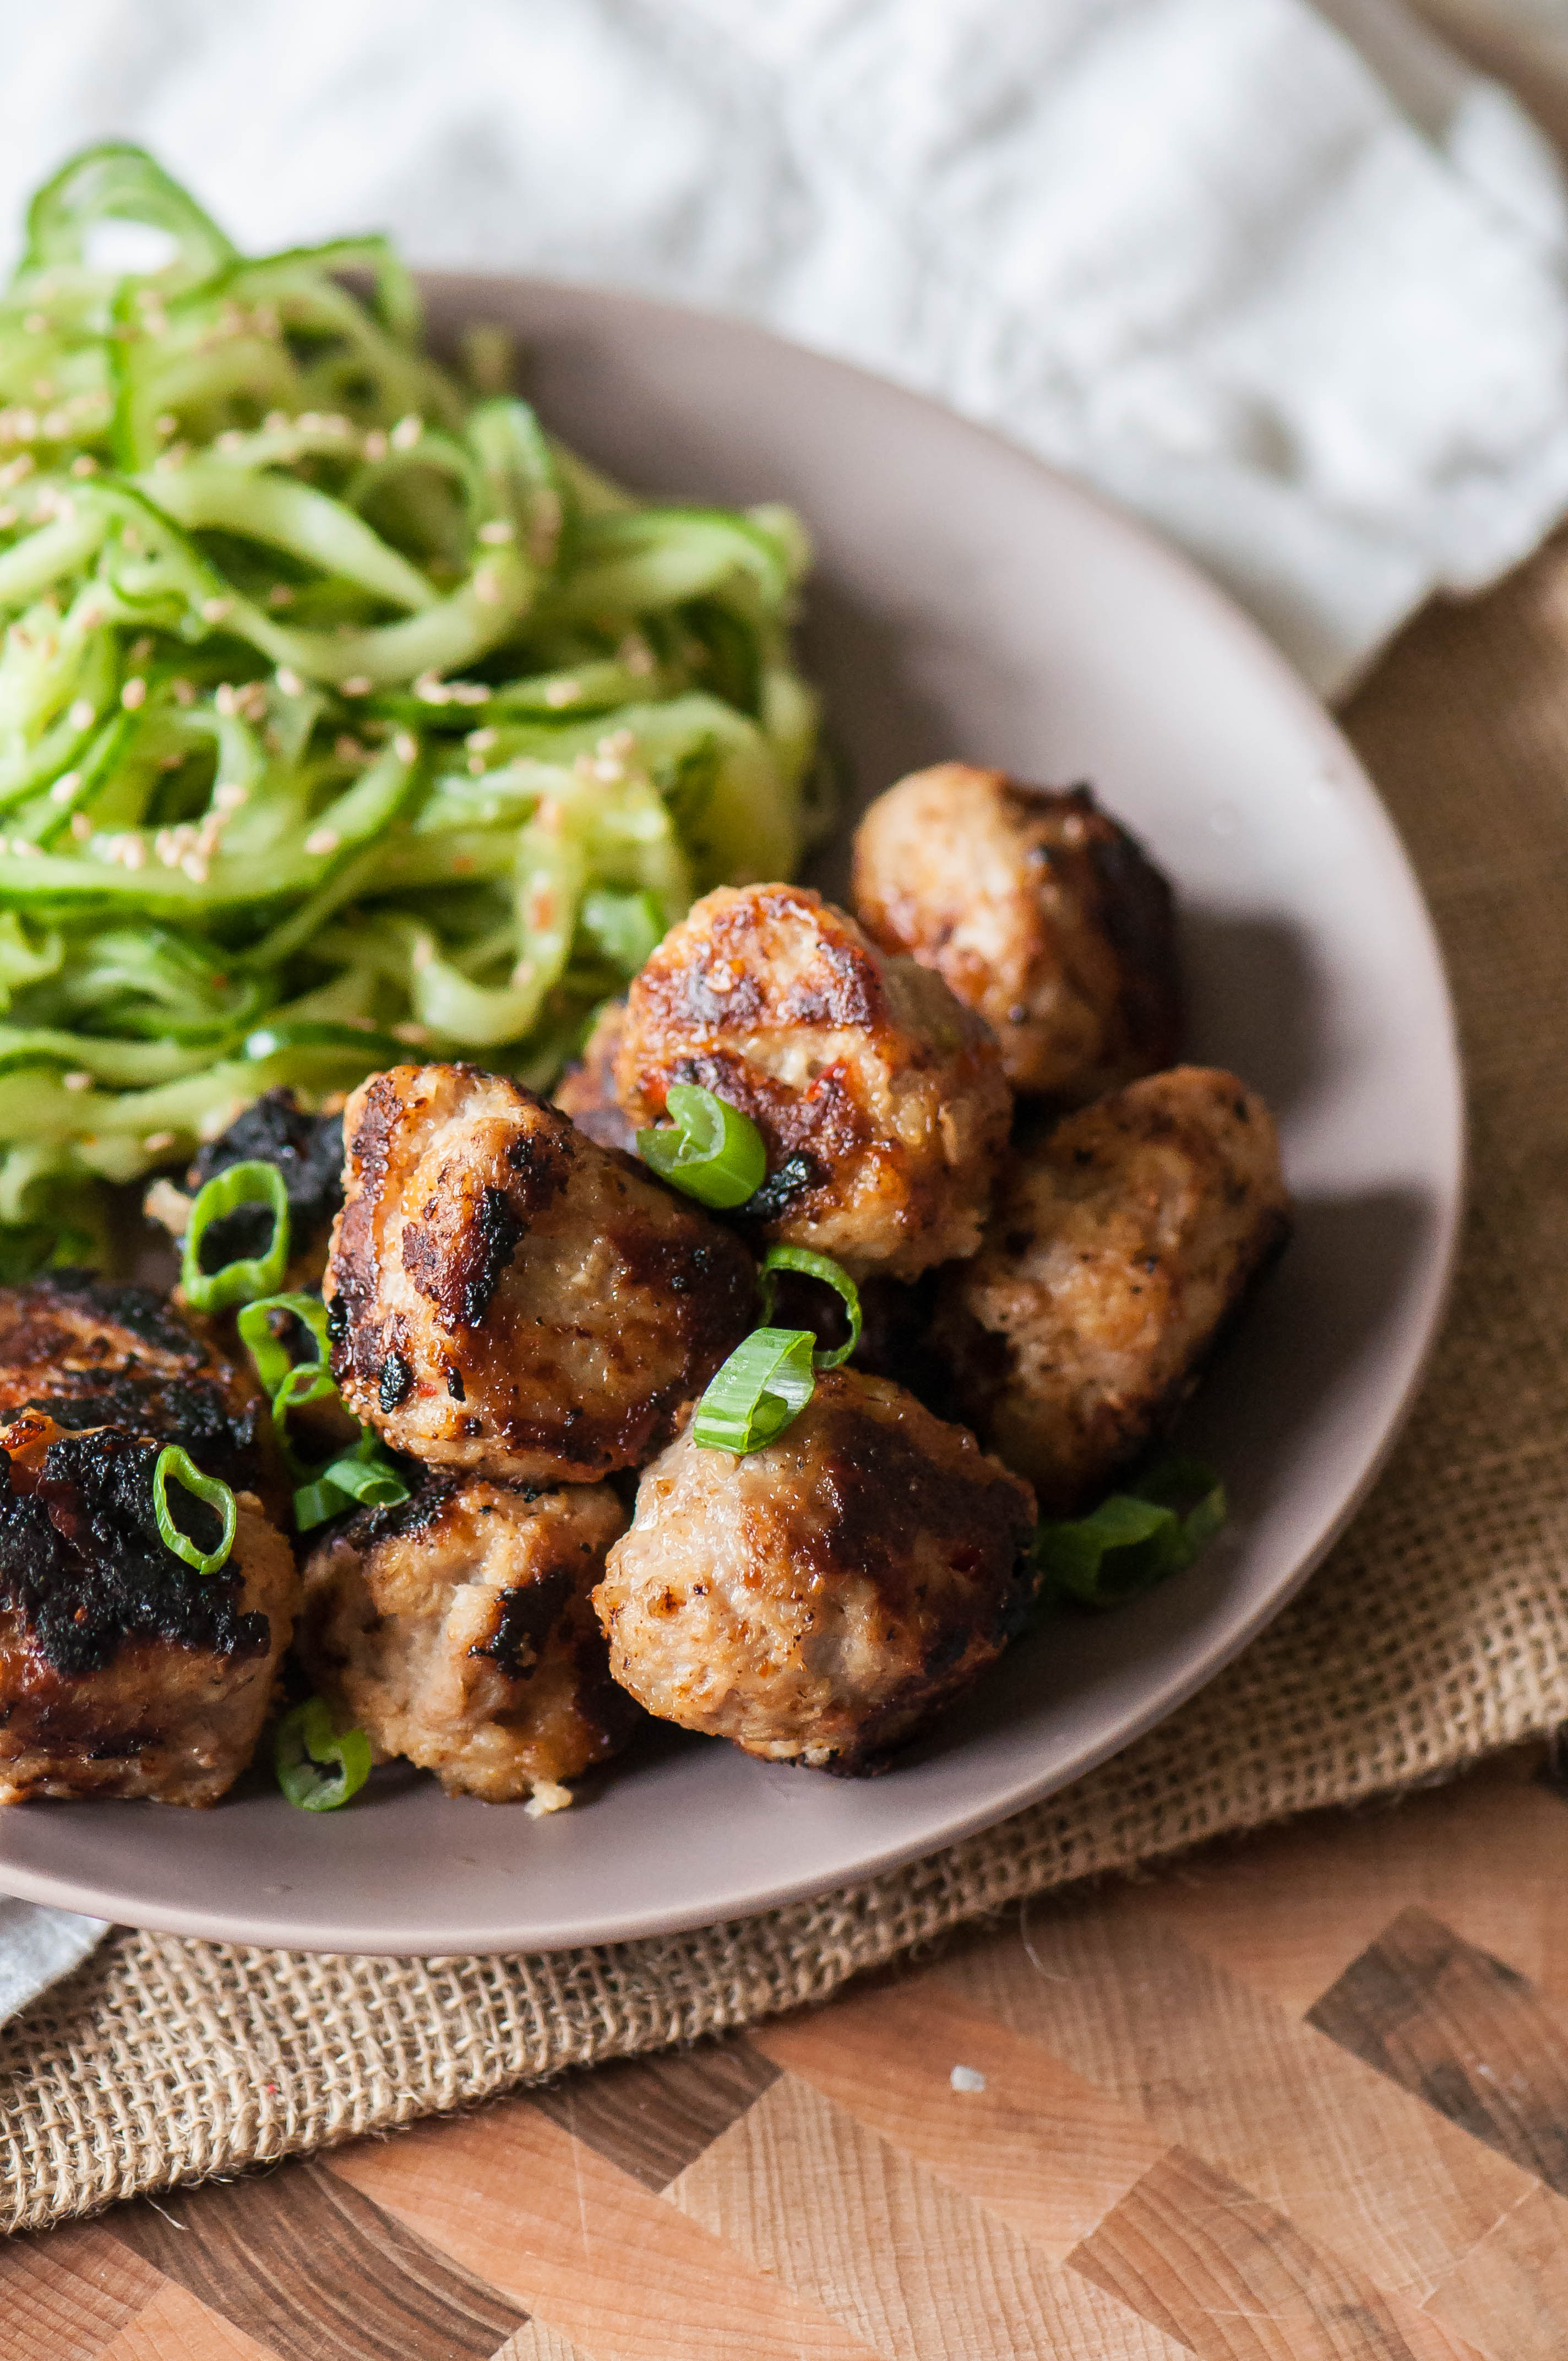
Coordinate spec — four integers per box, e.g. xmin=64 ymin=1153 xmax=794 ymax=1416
xmin=0 ymin=273 xmax=1466 ymax=1952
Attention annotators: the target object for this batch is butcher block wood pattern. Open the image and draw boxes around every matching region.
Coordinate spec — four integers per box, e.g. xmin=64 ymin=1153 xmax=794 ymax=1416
xmin=7 ymin=1744 xmax=1568 ymax=2358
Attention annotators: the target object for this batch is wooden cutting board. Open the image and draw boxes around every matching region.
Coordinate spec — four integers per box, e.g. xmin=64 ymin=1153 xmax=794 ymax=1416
xmin=5 ymin=1740 xmax=1567 ymax=2359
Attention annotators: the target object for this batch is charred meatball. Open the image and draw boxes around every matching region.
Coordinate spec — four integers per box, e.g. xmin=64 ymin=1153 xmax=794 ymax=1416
xmin=0 ymin=1271 xmax=263 ymax=1493
xmin=145 ymin=1087 xmax=346 ymax=1292
xmin=852 ymin=765 xmax=1179 ymax=1102
xmin=595 ymin=1368 xmax=1038 ymax=1772
xmin=0 ymin=1407 xmax=296 ymax=1805
xmin=552 ymin=1000 xmax=636 ymax=1155
xmin=300 ymin=1474 xmax=634 ymax=1808
xmin=326 ymin=1063 xmax=755 ymax=1485
xmin=614 ymin=884 xmax=1011 ymax=1278
xmin=934 ymin=1068 xmax=1290 ymax=1510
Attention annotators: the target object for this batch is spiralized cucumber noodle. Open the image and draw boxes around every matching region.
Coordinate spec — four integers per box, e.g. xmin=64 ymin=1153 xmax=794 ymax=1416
xmin=0 ymin=145 xmax=822 ymax=1258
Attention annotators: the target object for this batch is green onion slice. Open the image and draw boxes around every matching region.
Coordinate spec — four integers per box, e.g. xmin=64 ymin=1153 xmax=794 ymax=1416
xmin=180 ymin=1160 xmax=291 ymax=1312
xmin=273 ymin=1695 xmax=373 ymax=1813
xmin=1037 ymin=1455 xmax=1226 ymax=1610
xmin=636 ymin=1083 xmax=766 ymax=1209
xmin=235 ymin=1291 xmax=331 ymax=1399
xmin=293 ymin=1434 xmax=411 ymax=1530
xmin=151 ymin=1443 xmax=237 ymax=1575
xmin=693 ymin=1325 xmax=817 ymax=1454
xmin=756 ymin=1244 xmax=861 ymax=1370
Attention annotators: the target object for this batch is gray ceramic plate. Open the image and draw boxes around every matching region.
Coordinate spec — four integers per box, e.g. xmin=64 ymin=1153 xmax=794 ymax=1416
xmin=0 ymin=279 xmax=1462 ymax=1954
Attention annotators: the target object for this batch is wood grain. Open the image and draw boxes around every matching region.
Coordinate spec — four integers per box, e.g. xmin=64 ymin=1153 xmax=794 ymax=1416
xmin=14 ymin=1745 xmax=1568 ymax=2360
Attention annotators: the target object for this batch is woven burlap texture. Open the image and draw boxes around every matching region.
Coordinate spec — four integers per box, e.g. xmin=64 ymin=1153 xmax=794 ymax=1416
xmin=7 ymin=536 xmax=1568 ymax=2239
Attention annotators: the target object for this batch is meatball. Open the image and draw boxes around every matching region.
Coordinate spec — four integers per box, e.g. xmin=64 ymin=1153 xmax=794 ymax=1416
xmin=0 ymin=1407 xmax=296 ymax=1805
xmin=552 ymin=999 xmax=635 ymax=1154
xmin=325 ymin=1063 xmax=755 ymax=1485
xmin=595 ymin=1368 xmax=1038 ymax=1772
xmin=0 ymin=1271 xmax=263 ymax=1494
xmin=145 ymin=1088 xmax=346 ymax=1292
xmin=300 ymin=1474 xmax=635 ymax=1808
xmin=933 ymin=1067 xmax=1291 ymax=1511
xmin=613 ymin=883 xmax=1011 ymax=1279
xmin=851 ymin=765 xmax=1179 ymax=1102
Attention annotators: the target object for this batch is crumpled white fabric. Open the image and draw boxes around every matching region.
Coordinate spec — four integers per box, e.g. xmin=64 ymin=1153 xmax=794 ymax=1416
xmin=0 ymin=0 xmax=1566 ymax=2009
xmin=0 ymin=1897 xmax=105 ymax=2028
xmin=0 ymin=0 xmax=1564 ymax=692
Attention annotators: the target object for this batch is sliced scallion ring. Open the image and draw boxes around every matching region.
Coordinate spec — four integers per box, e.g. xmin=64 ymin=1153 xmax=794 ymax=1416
xmin=636 ymin=1082 xmax=766 ymax=1209
xmin=293 ymin=1430 xmax=411 ymax=1530
xmin=151 ymin=1443 xmax=237 ymax=1575
xmin=179 ymin=1158 xmax=291 ymax=1312
xmin=235 ymin=1290 xmax=331 ymax=1399
xmin=756 ymin=1244 xmax=861 ymax=1369
xmin=274 ymin=1695 xmax=373 ymax=1812
xmin=1037 ymin=1455 xmax=1226 ymax=1609
xmin=693 ymin=1325 xmax=817 ymax=1454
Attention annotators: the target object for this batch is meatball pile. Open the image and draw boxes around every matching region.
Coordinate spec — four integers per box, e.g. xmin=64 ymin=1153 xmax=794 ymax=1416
xmin=0 ymin=752 xmax=1290 ymax=1815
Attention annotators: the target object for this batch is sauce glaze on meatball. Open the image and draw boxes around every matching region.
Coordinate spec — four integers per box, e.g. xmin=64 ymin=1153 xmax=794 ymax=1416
xmin=852 ymin=764 xmax=1179 ymax=1102
xmin=326 ymin=1063 xmax=755 ymax=1484
xmin=595 ymin=1367 xmax=1038 ymax=1772
xmin=613 ymin=883 xmax=1011 ymax=1279
xmin=933 ymin=1067 xmax=1290 ymax=1511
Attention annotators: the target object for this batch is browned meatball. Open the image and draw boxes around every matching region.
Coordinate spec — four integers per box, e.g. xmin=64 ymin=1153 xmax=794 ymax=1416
xmin=614 ymin=883 xmax=1011 ymax=1279
xmin=595 ymin=1368 xmax=1038 ymax=1772
xmin=299 ymin=1474 xmax=635 ymax=1808
xmin=0 ymin=1406 xmax=296 ymax=1806
xmin=0 ymin=1271 xmax=266 ymax=1497
xmin=552 ymin=999 xmax=635 ymax=1154
xmin=933 ymin=1067 xmax=1290 ymax=1511
xmin=851 ymin=764 xmax=1179 ymax=1102
xmin=325 ymin=1063 xmax=755 ymax=1485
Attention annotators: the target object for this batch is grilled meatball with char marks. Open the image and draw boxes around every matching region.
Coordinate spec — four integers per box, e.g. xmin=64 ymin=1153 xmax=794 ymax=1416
xmin=326 ymin=1063 xmax=755 ymax=1485
xmin=552 ymin=1000 xmax=635 ymax=1155
xmin=0 ymin=1271 xmax=263 ymax=1494
xmin=852 ymin=765 xmax=1179 ymax=1103
xmin=0 ymin=1406 xmax=295 ymax=1805
xmin=596 ymin=1368 xmax=1038 ymax=1773
xmin=614 ymin=884 xmax=1011 ymax=1279
xmin=301 ymin=1474 xmax=635 ymax=1807
xmin=934 ymin=1067 xmax=1290 ymax=1511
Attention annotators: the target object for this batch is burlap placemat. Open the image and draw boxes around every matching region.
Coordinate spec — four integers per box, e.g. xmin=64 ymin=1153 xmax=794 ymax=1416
xmin=6 ymin=533 xmax=1568 ymax=2238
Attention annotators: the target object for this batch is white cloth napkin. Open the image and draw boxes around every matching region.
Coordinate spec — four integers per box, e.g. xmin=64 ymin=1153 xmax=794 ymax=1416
xmin=0 ymin=1897 xmax=106 ymax=2026
xmin=2 ymin=0 xmax=1568 ymax=2014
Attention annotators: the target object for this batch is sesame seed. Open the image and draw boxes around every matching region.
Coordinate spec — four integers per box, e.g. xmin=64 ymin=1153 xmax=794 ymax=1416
xmin=466 ymin=727 xmax=498 ymax=752
xmin=155 ymin=412 xmax=177 ymax=437
xmin=200 ymin=597 xmax=233 ymax=625
xmin=450 ymin=853 xmax=476 ymax=874
xmin=392 ymin=1021 xmax=431 ymax=1046
xmin=143 ymin=1130 xmax=177 ymax=1154
xmin=297 ymin=411 xmax=322 ymax=433
xmin=48 ymin=771 xmax=80 ymax=804
xmin=180 ymin=852 xmax=208 ymax=882
xmin=22 ymin=313 xmax=45 ymax=334
xmin=69 ymin=454 xmax=97 ymax=478
xmin=67 ymin=699 xmax=95 ymax=731
xmin=9 ymin=837 xmax=39 ymax=857
xmin=472 ymin=565 xmax=503 ymax=607
xmin=543 ymin=679 xmax=581 ymax=708
xmin=0 ymin=509 xmax=17 ymax=531
xmin=304 ymin=827 xmax=340 ymax=856
xmin=171 ymin=677 xmax=195 ymax=707
xmin=63 ymin=1070 xmax=93 ymax=1092
xmin=267 ymin=583 xmax=295 ymax=607
xmin=510 ymin=958 xmax=535 ymax=988
xmin=264 ymin=410 xmax=290 ymax=433
xmin=215 ymin=683 xmax=237 ymax=717
xmin=598 ymin=728 xmax=636 ymax=758
xmin=69 ymin=814 xmax=90 ymax=841
xmin=478 ymin=519 xmax=513 ymax=544
xmin=216 ymin=430 xmax=244 ymax=453
xmin=130 ymin=637 xmax=153 ymax=664
xmin=450 ymin=682 xmax=488 ymax=707
xmin=120 ymin=677 xmax=146 ymax=710
xmin=591 ymin=757 xmax=624 ymax=783
xmin=0 ymin=455 xmax=32 ymax=486
xmin=411 ymin=938 xmax=434 ymax=971
xmin=341 ymin=675 xmax=371 ymax=698
xmin=362 ymin=429 xmax=388 ymax=462
xmin=275 ymin=666 xmax=304 ymax=696
xmin=214 ymin=782 xmax=248 ymax=810
xmin=466 ymin=755 xmax=485 ymax=776
xmin=526 ymin=885 xmax=556 ymax=931
xmin=393 ymin=731 xmax=418 ymax=763
xmin=390 ymin=414 xmax=422 ymax=450
xmin=335 ymin=735 xmax=364 ymax=763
